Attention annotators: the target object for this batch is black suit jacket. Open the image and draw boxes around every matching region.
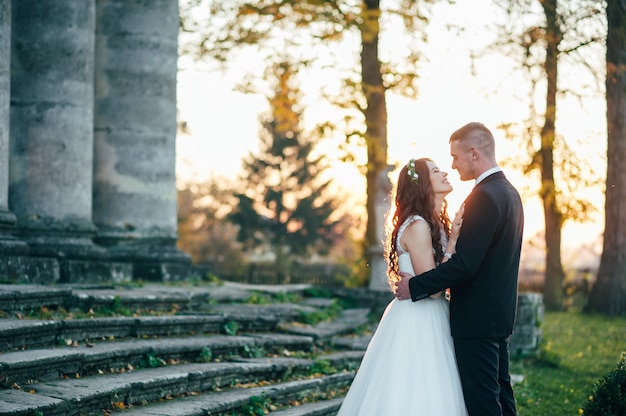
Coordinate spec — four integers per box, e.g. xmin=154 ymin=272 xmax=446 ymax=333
xmin=408 ymin=171 xmax=524 ymax=338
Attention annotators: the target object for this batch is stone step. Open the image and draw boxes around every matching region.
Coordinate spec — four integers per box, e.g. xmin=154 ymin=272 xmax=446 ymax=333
xmin=0 ymin=284 xmax=73 ymax=312
xmin=279 ymin=308 xmax=372 ymax=341
xmin=0 ymin=305 xmax=373 ymax=354
xmin=0 ymin=332 xmax=315 ymax=386
xmin=0 ymin=358 xmax=356 ymax=416
xmin=104 ymin=372 xmax=354 ymax=416
xmin=332 ymin=333 xmax=374 ymax=350
xmin=205 ymin=302 xmax=318 ymax=322
xmin=316 ymin=350 xmax=366 ymax=367
xmin=0 ymin=282 xmax=382 ymax=416
xmin=0 ymin=281 xmax=316 ymax=314
xmin=69 ymin=283 xmax=254 ymax=313
xmin=0 ymin=313 xmax=280 ymax=353
xmin=269 ymin=397 xmax=344 ymax=416
xmin=233 ymin=350 xmax=365 ymax=373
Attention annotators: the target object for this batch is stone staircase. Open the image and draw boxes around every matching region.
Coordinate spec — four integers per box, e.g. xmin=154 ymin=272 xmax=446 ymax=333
xmin=0 ymin=282 xmax=392 ymax=416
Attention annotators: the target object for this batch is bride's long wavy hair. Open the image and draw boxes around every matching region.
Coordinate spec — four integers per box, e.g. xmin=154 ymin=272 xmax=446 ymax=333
xmin=384 ymin=158 xmax=452 ymax=290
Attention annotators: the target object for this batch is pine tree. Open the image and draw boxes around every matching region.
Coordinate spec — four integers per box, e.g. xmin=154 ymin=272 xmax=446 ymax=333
xmin=228 ymin=62 xmax=340 ymax=272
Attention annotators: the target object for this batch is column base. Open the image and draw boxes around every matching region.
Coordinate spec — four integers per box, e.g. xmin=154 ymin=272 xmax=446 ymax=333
xmin=58 ymin=259 xmax=133 ymax=284
xmin=15 ymin=215 xmax=131 ymax=283
xmin=0 ymin=209 xmax=29 ymax=256
xmin=97 ymin=237 xmax=192 ymax=282
xmin=0 ymin=255 xmax=60 ymax=284
xmin=0 ymin=237 xmax=29 ymax=256
xmin=133 ymin=261 xmax=194 ymax=282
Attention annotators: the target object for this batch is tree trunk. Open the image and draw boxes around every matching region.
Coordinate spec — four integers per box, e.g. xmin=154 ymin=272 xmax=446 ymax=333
xmin=360 ymin=0 xmax=389 ymax=285
xmin=540 ymin=0 xmax=565 ymax=311
xmin=587 ymin=0 xmax=626 ymax=316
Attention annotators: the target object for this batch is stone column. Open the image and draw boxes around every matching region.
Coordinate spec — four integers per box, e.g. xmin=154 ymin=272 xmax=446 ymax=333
xmin=9 ymin=0 xmax=129 ymax=282
xmin=0 ymin=0 xmax=50 ymax=283
xmin=368 ymin=165 xmax=394 ymax=291
xmin=0 ymin=0 xmax=26 ymax=256
xmin=93 ymin=0 xmax=190 ymax=281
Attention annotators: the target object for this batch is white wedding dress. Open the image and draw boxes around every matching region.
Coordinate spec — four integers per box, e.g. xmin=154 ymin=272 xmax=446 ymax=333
xmin=336 ymin=215 xmax=467 ymax=415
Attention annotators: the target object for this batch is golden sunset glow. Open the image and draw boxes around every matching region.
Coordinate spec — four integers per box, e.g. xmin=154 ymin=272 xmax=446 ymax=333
xmin=176 ymin=0 xmax=606 ymax=258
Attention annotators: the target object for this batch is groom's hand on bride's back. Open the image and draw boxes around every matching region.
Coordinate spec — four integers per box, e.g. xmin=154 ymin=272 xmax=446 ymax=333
xmin=394 ymin=272 xmax=412 ymax=300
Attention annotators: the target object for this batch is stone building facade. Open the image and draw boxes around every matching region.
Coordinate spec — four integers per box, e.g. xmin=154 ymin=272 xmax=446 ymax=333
xmin=0 ymin=0 xmax=190 ymax=283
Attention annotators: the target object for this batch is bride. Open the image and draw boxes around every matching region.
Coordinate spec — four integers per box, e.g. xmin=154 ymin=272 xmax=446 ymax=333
xmin=336 ymin=157 xmax=467 ymax=415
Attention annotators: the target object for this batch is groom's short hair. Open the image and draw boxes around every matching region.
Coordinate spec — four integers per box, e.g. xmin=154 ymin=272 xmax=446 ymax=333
xmin=449 ymin=122 xmax=496 ymax=159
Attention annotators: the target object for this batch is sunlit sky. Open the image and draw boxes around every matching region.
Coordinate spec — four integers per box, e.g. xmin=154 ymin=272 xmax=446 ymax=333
xmin=176 ymin=0 xmax=606 ymax=261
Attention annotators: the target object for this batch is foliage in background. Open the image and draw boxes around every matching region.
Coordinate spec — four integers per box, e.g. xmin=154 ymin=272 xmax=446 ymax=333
xmin=179 ymin=0 xmax=440 ymax=286
xmin=177 ymin=163 xmax=363 ymax=284
xmin=487 ymin=0 xmax=606 ymax=311
xmin=177 ymin=177 xmax=248 ymax=278
xmin=177 ymin=1 xmax=626 ymax=303
xmin=510 ymin=311 xmax=626 ymax=416
xmin=228 ymin=61 xmax=342 ymax=273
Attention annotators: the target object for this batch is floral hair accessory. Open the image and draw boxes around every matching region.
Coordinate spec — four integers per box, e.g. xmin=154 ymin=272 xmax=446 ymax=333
xmin=407 ymin=159 xmax=419 ymax=184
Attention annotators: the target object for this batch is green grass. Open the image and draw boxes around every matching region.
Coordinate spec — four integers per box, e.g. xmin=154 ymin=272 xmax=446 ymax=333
xmin=511 ymin=311 xmax=626 ymax=416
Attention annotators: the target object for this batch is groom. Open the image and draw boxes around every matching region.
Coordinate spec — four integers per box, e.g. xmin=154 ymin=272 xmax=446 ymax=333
xmin=395 ymin=122 xmax=524 ymax=416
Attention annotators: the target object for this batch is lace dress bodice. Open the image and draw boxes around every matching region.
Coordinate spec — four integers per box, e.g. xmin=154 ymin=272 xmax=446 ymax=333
xmin=396 ymin=215 xmax=449 ymax=274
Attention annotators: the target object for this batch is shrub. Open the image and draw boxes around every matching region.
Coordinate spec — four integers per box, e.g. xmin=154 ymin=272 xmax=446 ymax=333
xmin=223 ymin=320 xmax=239 ymax=335
xmin=138 ymin=353 xmax=166 ymax=369
xmin=238 ymin=395 xmax=271 ymax=416
xmin=197 ymin=346 xmax=212 ymax=363
xmin=581 ymin=352 xmax=626 ymax=416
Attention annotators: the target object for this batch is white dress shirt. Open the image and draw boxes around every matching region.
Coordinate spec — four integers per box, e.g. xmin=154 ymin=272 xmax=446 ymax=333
xmin=475 ymin=166 xmax=502 ymax=186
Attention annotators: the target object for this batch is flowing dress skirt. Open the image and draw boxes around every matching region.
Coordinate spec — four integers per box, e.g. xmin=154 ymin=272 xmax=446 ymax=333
xmin=336 ymin=295 xmax=467 ymax=415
